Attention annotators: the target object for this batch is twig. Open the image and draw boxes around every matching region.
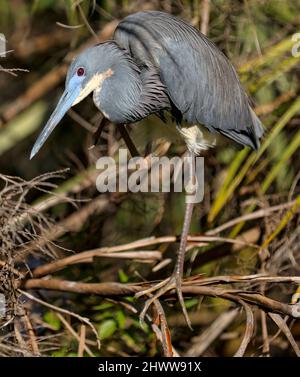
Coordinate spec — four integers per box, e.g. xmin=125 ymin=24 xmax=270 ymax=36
xmin=77 ymin=4 xmax=99 ymax=41
xmin=255 ymin=89 xmax=296 ymax=116
xmin=190 ymin=274 xmax=300 ymax=285
xmin=22 ymin=279 xmax=140 ymax=296
xmin=18 ymin=289 xmax=100 ymax=351
xmin=0 ymin=20 xmax=118 ymax=128
xmin=14 ymin=320 xmax=31 ymax=356
xmin=56 ymin=22 xmax=84 ymax=29
xmin=207 ymin=200 xmax=296 ymax=235
xmin=268 ymin=313 xmax=300 ymax=357
xmin=200 ymin=0 xmax=210 ymax=35
xmin=0 ymin=66 xmax=29 ymax=77
xmin=23 ymin=310 xmax=40 ymax=356
xmin=107 ymin=297 xmax=180 ymax=356
xmin=185 ymin=308 xmax=238 ymax=356
xmin=20 ymin=279 xmax=300 ymax=319
xmin=0 ymin=261 xmax=24 ymax=278
xmin=15 ymin=195 xmax=114 ymax=262
xmin=234 ymin=301 xmax=254 ymax=357
xmin=56 ymin=313 xmax=94 ymax=357
xmin=261 ymin=310 xmax=270 ymax=354
xmin=32 ymin=235 xmax=258 ymax=277
xmin=78 ymin=324 xmax=86 ymax=357
xmin=13 ymin=29 xmax=72 ymax=58
xmin=152 ymin=299 xmax=175 ymax=357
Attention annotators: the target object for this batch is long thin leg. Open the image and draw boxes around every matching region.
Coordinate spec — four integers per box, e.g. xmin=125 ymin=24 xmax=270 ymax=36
xmin=136 ymin=152 xmax=196 ymax=329
xmin=118 ymin=124 xmax=140 ymax=158
xmin=175 ymin=151 xmax=196 ymax=281
xmin=92 ymin=117 xmax=110 ymax=146
xmin=173 ymin=200 xmax=194 ymax=324
xmin=91 ymin=119 xmax=140 ymax=159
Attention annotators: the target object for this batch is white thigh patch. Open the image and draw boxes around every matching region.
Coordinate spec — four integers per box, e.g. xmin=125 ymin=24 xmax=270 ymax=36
xmin=177 ymin=124 xmax=216 ymax=155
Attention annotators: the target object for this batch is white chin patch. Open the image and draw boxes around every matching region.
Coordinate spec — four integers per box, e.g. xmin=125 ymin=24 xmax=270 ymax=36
xmin=72 ymin=69 xmax=114 ymax=106
xmin=72 ymin=73 xmax=104 ymax=106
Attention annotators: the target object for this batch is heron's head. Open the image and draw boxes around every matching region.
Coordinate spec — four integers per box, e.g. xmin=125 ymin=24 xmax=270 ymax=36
xmin=30 ymin=43 xmax=115 ymax=159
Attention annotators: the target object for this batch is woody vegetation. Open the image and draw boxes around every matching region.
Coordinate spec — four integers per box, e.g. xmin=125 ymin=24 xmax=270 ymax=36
xmin=0 ymin=0 xmax=299 ymax=357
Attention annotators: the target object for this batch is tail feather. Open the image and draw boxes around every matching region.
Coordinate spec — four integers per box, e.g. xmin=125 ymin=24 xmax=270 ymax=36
xmin=250 ymin=108 xmax=264 ymax=150
xmin=217 ymin=108 xmax=264 ymax=151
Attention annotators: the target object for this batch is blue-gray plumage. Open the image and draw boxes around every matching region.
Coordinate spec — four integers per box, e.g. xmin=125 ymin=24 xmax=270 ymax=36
xmin=114 ymin=11 xmax=263 ymax=150
xmin=30 ymin=11 xmax=263 ymax=158
xmin=30 ymin=11 xmax=264 ymax=329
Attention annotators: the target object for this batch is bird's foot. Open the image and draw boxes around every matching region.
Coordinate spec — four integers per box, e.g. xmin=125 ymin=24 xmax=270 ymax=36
xmin=135 ymin=273 xmax=192 ymax=330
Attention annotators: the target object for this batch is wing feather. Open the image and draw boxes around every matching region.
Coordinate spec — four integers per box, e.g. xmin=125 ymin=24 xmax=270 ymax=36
xmin=114 ymin=11 xmax=263 ymax=149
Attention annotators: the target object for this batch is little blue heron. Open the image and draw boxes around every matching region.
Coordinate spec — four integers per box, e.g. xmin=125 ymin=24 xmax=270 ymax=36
xmin=30 ymin=11 xmax=263 ymax=328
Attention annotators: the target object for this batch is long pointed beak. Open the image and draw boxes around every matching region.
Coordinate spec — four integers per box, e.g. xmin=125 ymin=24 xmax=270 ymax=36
xmin=30 ymin=83 xmax=81 ymax=159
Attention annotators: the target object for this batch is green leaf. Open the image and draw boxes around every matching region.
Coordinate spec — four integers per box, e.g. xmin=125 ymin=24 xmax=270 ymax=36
xmin=118 ymin=269 xmax=129 ymax=283
xmin=261 ymin=130 xmax=300 ymax=192
xmin=261 ymin=195 xmax=300 ymax=250
xmin=51 ymin=348 xmax=68 ymax=357
xmin=44 ymin=311 xmax=61 ymax=331
xmin=92 ymin=302 xmax=113 ymax=311
xmin=98 ymin=319 xmax=117 ymax=340
xmin=208 ymin=148 xmax=252 ymax=222
xmin=0 ymin=101 xmax=47 ymax=156
xmin=116 ymin=310 xmax=126 ymax=329
xmin=184 ymin=298 xmax=199 ymax=309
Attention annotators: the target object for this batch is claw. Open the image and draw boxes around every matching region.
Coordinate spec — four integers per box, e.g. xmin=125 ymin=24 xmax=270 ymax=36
xmin=175 ymin=276 xmax=192 ymax=330
xmin=135 ymin=278 xmax=170 ymax=299
xmin=136 ymin=275 xmax=192 ymax=330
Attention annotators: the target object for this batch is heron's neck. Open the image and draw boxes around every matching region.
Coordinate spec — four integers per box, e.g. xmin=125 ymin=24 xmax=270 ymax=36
xmin=93 ymin=57 xmax=143 ymax=124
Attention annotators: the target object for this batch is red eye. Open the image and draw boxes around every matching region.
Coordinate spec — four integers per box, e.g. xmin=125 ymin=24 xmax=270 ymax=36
xmin=77 ymin=67 xmax=85 ymax=76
